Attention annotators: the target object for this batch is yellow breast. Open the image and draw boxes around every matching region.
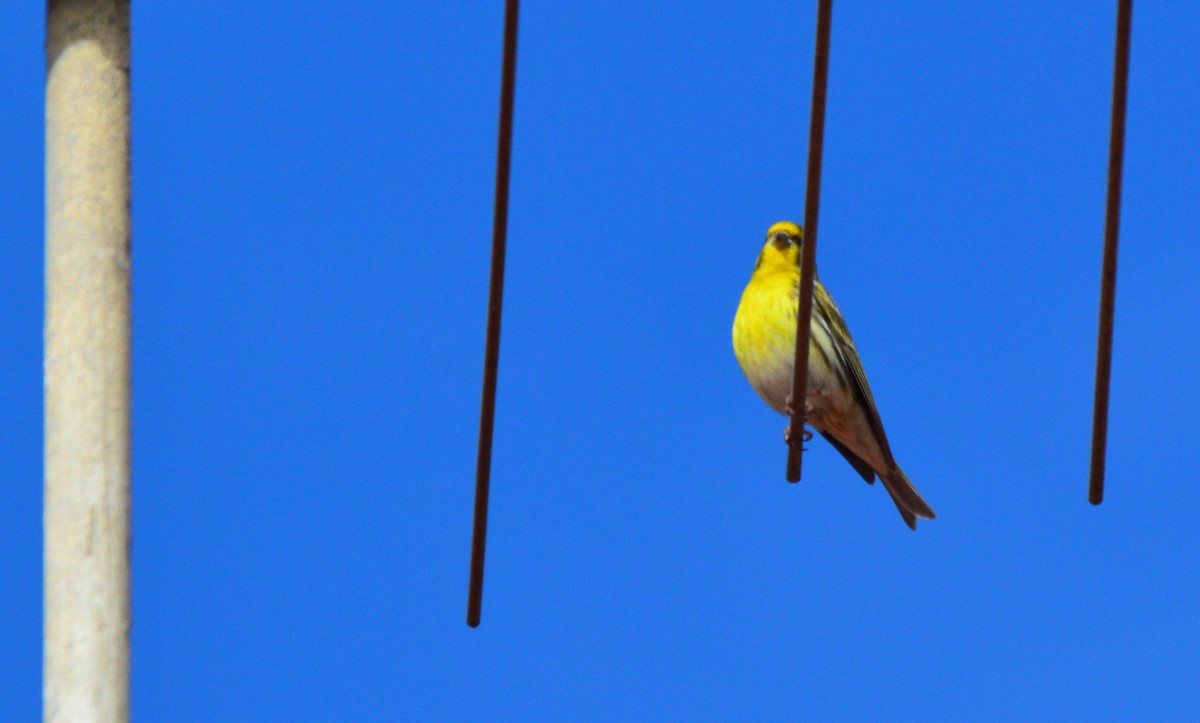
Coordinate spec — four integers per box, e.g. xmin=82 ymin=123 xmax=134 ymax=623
xmin=732 ymin=265 xmax=800 ymax=414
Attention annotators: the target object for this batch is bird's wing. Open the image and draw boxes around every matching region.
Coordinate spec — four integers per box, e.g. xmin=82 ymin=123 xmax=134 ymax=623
xmin=812 ymin=282 xmax=898 ymax=464
xmin=819 ymin=431 xmax=876 ymax=484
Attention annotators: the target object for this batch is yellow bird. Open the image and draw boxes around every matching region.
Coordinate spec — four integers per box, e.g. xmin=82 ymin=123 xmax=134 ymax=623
xmin=732 ymin=221 xmax=935 ymax=529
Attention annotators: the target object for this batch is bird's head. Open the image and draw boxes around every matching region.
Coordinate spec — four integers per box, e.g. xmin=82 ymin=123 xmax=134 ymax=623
xmin=753 ymin=221 xmax=804 ymax=274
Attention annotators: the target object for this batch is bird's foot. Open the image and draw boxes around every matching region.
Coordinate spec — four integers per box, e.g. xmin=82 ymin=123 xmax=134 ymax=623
xmin=783 ymin=424 xmax=813 ymax=449
xmin=783 ymin=394 xmax=813 ymax=449
xmin=785 ymin=392 xmax=820 ymax=418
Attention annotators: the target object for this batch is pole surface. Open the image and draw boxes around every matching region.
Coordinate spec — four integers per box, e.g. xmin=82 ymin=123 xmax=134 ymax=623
xmin=1089 ymin=0 xmax=1133 ymax=506
xmin=44 ymin=1 xmax=132 ymax=720
xmin=467 ymin=0 xmax=520 ymax=628
xmin=786 ymin=0 xmax=833 ymax=482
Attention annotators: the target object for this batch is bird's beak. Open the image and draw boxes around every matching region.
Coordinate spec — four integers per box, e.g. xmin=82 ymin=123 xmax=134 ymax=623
xmin=770 ymin=231 xmax=794 ymax=250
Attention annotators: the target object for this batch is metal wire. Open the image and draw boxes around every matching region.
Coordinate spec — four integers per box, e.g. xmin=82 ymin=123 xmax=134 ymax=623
xmin=1089 ymin=0 xmax=1133 ymax=506
xmin=468 ymin=0 xmax=520 ymax=628
xmin=787 ymin=0 xmax=834 ymax=482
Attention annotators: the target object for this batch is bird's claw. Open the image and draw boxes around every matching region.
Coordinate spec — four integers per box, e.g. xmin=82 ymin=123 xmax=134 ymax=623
xmin=783 ymin=394 xmax=813 ymax=449
xmin=783 ymin=424 xmax=813 ymax=450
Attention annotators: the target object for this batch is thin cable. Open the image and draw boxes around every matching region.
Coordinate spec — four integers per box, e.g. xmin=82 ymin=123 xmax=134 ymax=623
xmin=787 ymin=0 xmax=833 ymax=482
xmin=468 ymin=0 xmax=520 ymax=628
xmin=1089 ymin=0 xmax=1132 ymax=506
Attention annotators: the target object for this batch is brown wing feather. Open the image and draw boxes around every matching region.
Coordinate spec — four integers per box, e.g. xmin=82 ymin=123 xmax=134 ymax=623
xmin=819 ymin=431 xmax=876 ymax=485
xmin=812 ymin=281 xmax=898 ymax=466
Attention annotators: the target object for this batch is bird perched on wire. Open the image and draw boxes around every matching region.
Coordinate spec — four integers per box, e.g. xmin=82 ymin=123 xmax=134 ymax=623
xmin=732 ymin=221 xmax=935 ymax=529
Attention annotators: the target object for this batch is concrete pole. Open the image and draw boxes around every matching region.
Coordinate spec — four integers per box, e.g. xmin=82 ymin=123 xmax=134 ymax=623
xmin=44 ymin=1 xmax=131 ymax=721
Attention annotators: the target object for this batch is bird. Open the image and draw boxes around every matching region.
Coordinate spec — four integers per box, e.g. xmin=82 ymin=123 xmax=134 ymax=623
xmin=731 ymin=220 xmax=935 ymax=530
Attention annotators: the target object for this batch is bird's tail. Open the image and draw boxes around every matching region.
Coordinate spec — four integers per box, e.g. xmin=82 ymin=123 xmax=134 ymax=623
xmin=880 ymin=467 xmax=936 ymax=531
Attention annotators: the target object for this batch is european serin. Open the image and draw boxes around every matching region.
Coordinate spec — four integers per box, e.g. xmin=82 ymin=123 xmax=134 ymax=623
xmin=732 ymin=221 xmax=935 ymax=529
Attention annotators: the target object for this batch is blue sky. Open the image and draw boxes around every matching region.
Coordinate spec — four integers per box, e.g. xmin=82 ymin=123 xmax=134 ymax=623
xmin=3 ymin=2 xmax=1199 ymax=719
